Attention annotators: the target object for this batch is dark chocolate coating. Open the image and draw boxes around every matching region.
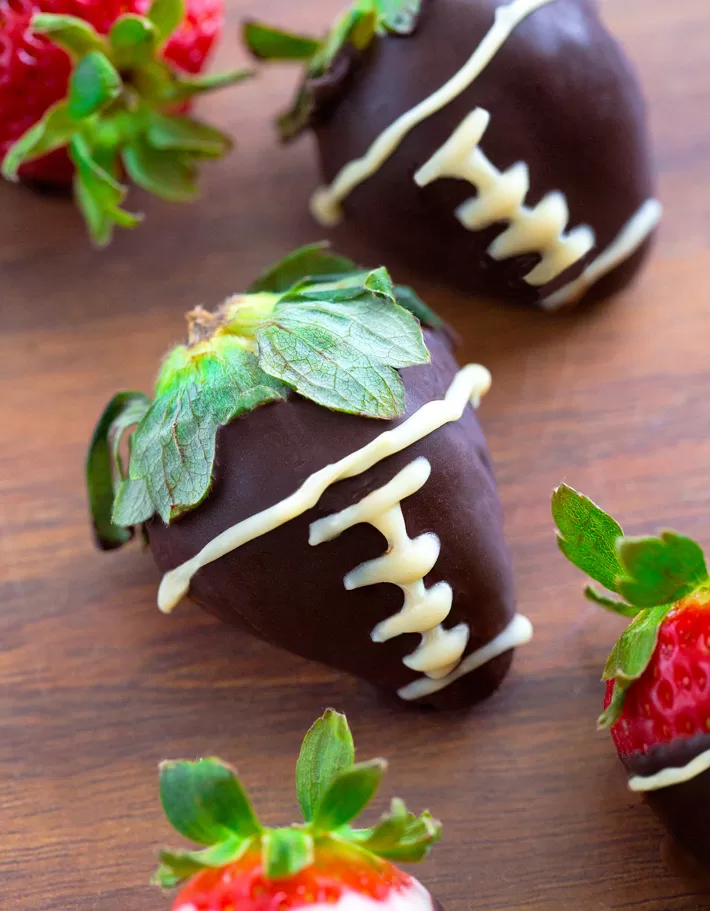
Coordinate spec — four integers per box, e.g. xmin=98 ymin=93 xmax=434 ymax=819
xmin=148 ymin=331 xmax=517 ymax=709
xmin=623 ymin=734 xmax=710 ymax=868
xmin=310 ymin=0 xmax=656 ymax=305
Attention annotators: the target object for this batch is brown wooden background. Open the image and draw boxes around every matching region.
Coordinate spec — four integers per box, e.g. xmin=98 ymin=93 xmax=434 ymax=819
xmin=2 ymin=1 xmax=709 ymax=908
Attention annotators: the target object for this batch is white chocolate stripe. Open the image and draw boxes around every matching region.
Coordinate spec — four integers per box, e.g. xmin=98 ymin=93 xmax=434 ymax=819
xmin=628 ymin=747 xmax=710 ymax=793
xmin=541 ymin=198 xmax=663 ymax=309
xmin=157 ymin=365 xmax=492 ymax=614
xmin=397 ymin=613 xmax=533 ymax=701
xmin=310 ymin=457 xmax=469 ymax=682
xmin=415 ymin=108 xmax=596 ymax=287
xmin=310 ymin=0 xmax=559 ymax=227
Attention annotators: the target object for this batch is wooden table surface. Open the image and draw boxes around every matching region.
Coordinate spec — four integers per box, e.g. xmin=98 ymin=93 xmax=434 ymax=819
xmin=2 ymin=1 xmax=709 ymax=909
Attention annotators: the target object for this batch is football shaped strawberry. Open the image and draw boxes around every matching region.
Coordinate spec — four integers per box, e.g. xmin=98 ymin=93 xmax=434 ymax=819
xmin=242 ymin=0 xmax=660 ymax=309
xmin=0 ymin=0 xmax=250 ymax=245
xmin=154 ymin=710 xmax=443 ymax=911
xmin=553 ymin=484 xmax=710 ymax=868
xmin=86 ymin=244 xmax=531 ymax=709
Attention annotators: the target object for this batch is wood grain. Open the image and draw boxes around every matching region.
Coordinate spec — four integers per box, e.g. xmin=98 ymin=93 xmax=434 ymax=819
xmin=1 ymin=1 xmax=710 ymax=909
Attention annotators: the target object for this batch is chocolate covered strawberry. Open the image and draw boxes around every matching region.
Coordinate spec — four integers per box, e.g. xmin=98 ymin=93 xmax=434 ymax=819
xmin=242 ymin=0 xmax=659 ymax=308
xmin=86 ymin=244 xmax=531 ymax=709
xmin=153 ymin=710 xmax=442 ymax=911
xmin=0 ymin=0 xmax=249 ymax=244
xmin=553 ymin=484 xmax=710 ymax=868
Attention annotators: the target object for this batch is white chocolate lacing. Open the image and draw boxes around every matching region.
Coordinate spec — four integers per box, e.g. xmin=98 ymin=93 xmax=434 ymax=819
xmin=628 ymin=747 xmax=710 ymax=793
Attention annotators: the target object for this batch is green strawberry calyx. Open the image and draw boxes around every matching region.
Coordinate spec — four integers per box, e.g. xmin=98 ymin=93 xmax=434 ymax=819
xmin=242 ymin=0 xmax=423 ymax=141
xmin=551 ymin=484 xmax=710 ymax=729
xmin=153 ymin=709 xmax=441 ymax=889
xmin=1 ymin=0 xmax=252 ymax=246
xmin=86 ymin=243 xmax=441 ymax=548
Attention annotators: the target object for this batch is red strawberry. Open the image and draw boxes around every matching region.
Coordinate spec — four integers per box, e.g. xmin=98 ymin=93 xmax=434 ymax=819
xmin=154 ymin=710 xmax=442 ymax=911
xmin=603 ymin=595 xmax=710 ymax=758
xmin=172 ymin=850 xmax=427 ymax=911
xmin=0 ymin=0 xmax=250 ymax=244
xmin=553 ymin=484 xmax=710 ymax=870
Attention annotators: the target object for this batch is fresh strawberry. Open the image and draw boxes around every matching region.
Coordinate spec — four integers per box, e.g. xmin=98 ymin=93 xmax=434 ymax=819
xmin=172 ymin=850 xmax=421 ymax=911
xmin=602 ymin=594 xmax=710 ymax=758
xmin=85 ymin=245 xmax=526 ymax=710
xmin=0 ymin=0 xmax=250 ymax=244
xmin=553 ymin=484 xmax=710 ymax=868
xmin=153 ymin=710 xmax=442 ymax=911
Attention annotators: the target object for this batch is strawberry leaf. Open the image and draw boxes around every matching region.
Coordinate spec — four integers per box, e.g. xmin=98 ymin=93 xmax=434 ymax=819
xmin=248 ymin=243 xmax=361 ymax=294
xmin=314 ymin=7 xmax=377 ymax=74
xmin=616 ymin=532 xmax=709 ymax=608
xmin=296 ymin=710 xmax=355 ymax=823
xmin=167 ymin=68 xmax=254 ymax=102
xmin=146 ymin=113 xmax=232 ymax=159
xmin=159 ymin=758 xmax=262 ymax=846
xmin=256 ymin=268 xmax=428 ymax=419
xmin=31 ymin=13 xmax=107 ymax=58
xmin=86 ymin=391 xmax=152 ymax=549
xmin=274 ymin=278 xmax=429 ymax=370
xmin=598 ymin=679 xmax=631 ymax=730
xmin=350 ymin=797 xmax=441 ymax=861
xmin=153 ymin=837 xmax=252 ymax=889
xmin=113 ymin=476 xmax=154 ymax=528
xmin=68 ymin=51 xmax=122 ymax=120
xmin=263 ymin=829 xmax=314 ymax=879
xmin=243 ymin=22 xmax=321 ymax=61
xmin=601 ymin=603 xmax=673 ymax=684
xmin=276 ymin=88 xmax=314 ymax=143
xmin=1 ymin=101 xmax=75 ymax=181
xmin=552 ymin=484 xmax=625 ymax=594
xmin=109 ymin=15 xmax=159 ymax=69
xmin=392 ymin=285 xmax=443 ymax=330
xmin=584 ymin=585 xmax=640 ymax=617
xmin=130 ymin=338 xmax=287 ymax=522
xmin=257 ymin=323 xmax=405 ymax=420
xmin=312 ymin=759 xmax=386 ymax=831
xmin=122 ymin=137 xmax=199 ymax=202
xmin=70 ymin=135 xmax=141 ymax=246
xmin=352 ymin=797 xmax=410 ymax=847
xmin=148 ymin=0 xmax=185 ymax=42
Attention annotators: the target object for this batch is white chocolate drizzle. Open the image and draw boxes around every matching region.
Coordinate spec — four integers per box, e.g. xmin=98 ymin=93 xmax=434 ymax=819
xmin=158 ymin=364 xmax=493 ymax=614
xmin=628 ymin=747 xmax=710 ymax=793
xmin=310 ymin=457 xmax=468 ymax=682
xmin=310 ymin=456 xmax=533 ymax=697
xmin=310 ymin=0 xmax=559 ymax=227
xmin=540 ymin=198 xmax=663 ymax=309
xmin=397 ymin=612 xmax=533 ymax=701
xmin=414 ymin=108 xmax=596 ymax=287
